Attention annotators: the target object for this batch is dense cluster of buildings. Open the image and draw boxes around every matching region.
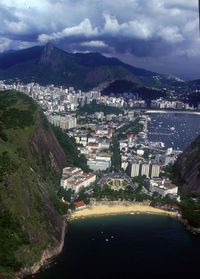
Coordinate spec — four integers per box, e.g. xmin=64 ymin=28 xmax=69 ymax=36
xmin=0 ymin=81 xmax=101 ymax=130
xmin=0 ymin=81 xmax=198 ymax=112
xmin=69 ymin=127 xmax=113 ymax=171
xmin=151 ymin=98 xmax=194 ymax=110
xmin=60 ymin=167 xmax=96 ymax=193
xmin=0 ymin=80 xmax=182 ymax=201
xmin=0 ymin=82 xmax=101 ymax=111
xmin=99 ymin=95 xmax=147 ymax=108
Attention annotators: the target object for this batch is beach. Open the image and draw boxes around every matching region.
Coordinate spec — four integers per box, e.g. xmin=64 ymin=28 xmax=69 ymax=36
xmin=69 ymin=203 xmax=177 ymax=220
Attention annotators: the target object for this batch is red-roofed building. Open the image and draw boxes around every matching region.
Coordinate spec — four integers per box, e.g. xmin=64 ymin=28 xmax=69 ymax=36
xmin=74 ymin=200 xmax=86 ymax=209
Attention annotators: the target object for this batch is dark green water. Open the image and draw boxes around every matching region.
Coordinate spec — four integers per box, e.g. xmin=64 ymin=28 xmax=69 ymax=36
xmin=34 ymin=215 xmax=200 ymax=279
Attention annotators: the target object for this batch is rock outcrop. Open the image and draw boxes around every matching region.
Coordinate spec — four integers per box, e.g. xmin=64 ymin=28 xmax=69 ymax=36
xmin=174 ymin=136 xmax=200 ymax=193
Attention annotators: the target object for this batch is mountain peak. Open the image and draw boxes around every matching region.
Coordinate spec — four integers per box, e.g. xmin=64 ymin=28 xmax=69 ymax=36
xmin=40 ymin=42 xmax=55 ymax=64
xmin=44 ymin=42 xmax=54 ymax=51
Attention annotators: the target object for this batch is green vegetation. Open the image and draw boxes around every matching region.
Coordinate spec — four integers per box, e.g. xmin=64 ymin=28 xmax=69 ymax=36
xmin=0 ymin=90 xmax=37 ymax=143
xmin=78 ymin=101 xmax=124 ymax=115
xmin=52 ymin=125 xmax=89 ymax=172
xmin=0 ymin=152 xmax=17 ymax=182
xmin=132 ymin=176 xmax=146 ymax=187
xmin=0 ymin=208 xmax=29 ymax=272
xmin=111 ymin=136 xmax=121 ymax=172
xmin=162 ymin=164 xmax=176 ymax=181
xmin=180 ymin=194 xmax=200 ymax=228
xmin=150 ymin=193 xmax=177 ymax=208
xmin=92 ymin=184 xmax=150 ymax=202
xmin=76 ymin=188 xmax=90 ymax=205
xmin=51 ymin=195 xmax=68 ymax=216
xmin=0 ymin=91 xmax=66 ymax=277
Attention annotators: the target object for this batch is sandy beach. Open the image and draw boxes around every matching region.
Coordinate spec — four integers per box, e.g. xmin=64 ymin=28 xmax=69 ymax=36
xmin=69 ymin=203 xmax=177 ymax=220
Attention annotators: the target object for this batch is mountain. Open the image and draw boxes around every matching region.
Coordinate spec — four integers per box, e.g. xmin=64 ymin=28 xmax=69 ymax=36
xmin=174 ymin=136 xmax=200 ymax=193
xmin=0 ymin=90 xmax=68 ymax=278
xmin=0 ymin=43 xmax=183 ymax=90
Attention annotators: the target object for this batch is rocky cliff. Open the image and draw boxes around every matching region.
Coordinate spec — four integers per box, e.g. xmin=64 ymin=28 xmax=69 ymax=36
xmin=0 ymin=90 xmax=67 ymax=278
xmin=174 ymin=136 xmax=200 ymax=193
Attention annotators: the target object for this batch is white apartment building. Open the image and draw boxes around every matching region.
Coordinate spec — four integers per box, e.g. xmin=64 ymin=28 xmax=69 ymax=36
xmin=129 ymin=161 xmax=160 ymax=178
xmin=141 ymin=163 xmax=150 ymax=178
xmin=150 ymin=164 xmax=160 ymax=178
xmin=131 ymin=162 xmax=140 ymax=177
xmin=87 ymin=159 xmax=111 ymax=171
xmin=148 ymin=178 xmax=178 ymax=197
xmin=60 ymin=167 xmax=96 ymax=193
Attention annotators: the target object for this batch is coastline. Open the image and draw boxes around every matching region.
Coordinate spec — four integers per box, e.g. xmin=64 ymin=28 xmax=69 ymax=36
xmin=18 ymin=204 xmax=200 ymax=279
xmin=145 ymin=110 xmax=200 ymax=116
xmin=69 ymin=203 xmax=177 ymax=220
xmin=17 ymin=220 xmax=67 ymax=279
xmin=177 ymin=216 xmax=200 ymax=235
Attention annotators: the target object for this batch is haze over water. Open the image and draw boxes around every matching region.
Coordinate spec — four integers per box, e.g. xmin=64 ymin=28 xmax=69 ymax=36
xmin=34 ymin=215 xmax=200 ymax=279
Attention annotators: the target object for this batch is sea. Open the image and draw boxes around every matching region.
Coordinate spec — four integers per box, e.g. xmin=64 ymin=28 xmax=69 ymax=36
xmin=33 ymin=112 xmax=200 ymax=279
xmin=147 ymin=112 xmax=200 ymax=150
xmin=34 ymin=215 xmax=200 ymax=279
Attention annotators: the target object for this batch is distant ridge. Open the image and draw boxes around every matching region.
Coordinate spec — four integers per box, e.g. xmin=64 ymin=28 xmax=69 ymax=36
xmin=0 ymin=43 xmax=184 ymax=90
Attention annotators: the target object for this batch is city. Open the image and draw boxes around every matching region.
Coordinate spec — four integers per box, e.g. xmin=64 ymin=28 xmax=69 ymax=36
xmin=1 ymin=1 xmax=200 ymax=278
xmin=0 ymin=80 xmax=184 ymax=210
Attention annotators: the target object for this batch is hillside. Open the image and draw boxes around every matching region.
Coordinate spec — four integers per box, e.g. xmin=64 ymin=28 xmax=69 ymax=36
xmin=173 ymin=136 xmax=200 ymax=228
xmin=0 ymin=90 xmax=68 ymax=278
xmin=0 ymin=43 xmax=183 ymax=90
xmin=174 ymin=136 xmax=200 ymax=193
xmin=102 ymin=79 xmax=166 ymax=101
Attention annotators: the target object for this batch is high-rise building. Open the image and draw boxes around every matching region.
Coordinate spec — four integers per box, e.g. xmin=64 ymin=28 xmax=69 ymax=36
xmin=130 ymin=162 xmax=140 ymax=177
xmin=141 ymin=163 xmax=150 ymax=178
xmin=150 ymin=164 xmax=160 ymax=178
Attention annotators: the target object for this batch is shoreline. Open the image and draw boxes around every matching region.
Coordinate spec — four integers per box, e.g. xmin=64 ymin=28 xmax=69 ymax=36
xmin=145 ymin=110 xmax=200 ymax=116
xmin=68 ymin=203 xmax=177 ymax=220
xmin=18 ymin=220 xmax=67 ymax=279
xmin=21 ymin=204 xmax=200 ymax=278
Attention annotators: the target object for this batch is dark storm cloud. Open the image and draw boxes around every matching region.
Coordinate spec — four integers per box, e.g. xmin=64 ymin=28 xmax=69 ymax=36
xmin=0 ymin=0 xmax=199 ymax=78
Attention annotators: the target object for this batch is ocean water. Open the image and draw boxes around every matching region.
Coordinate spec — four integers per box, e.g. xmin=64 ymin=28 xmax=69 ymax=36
xmin=33 ymin=215 xmax=200 ymax=279
xmin=147 ymin=113 xmax=200 ymax=150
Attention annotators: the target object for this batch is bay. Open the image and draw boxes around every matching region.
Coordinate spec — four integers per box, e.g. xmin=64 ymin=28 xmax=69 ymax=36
xmin=34 ymin=215 xmax=200 ymax=279
xmin=147 ymin=112 xmax=200 ymax=150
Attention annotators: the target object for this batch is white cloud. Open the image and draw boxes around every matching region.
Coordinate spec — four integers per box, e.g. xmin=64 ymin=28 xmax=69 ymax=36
xmin=158 ymin=26 xmax=184 ymax=43
xmin=3 ymin=20 xmax=28 ymax=34
xmin=38 ymin=18 xmax=98 ymax=42
xmin=81 ymin=40 xmax=108 ymax=48
xmin=0 ymin=37 xmax=12 ymax=52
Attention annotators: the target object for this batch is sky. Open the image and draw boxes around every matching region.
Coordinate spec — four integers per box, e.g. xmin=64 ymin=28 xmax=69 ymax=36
xmin=0 ymin=0 xmax=199 ymax=80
